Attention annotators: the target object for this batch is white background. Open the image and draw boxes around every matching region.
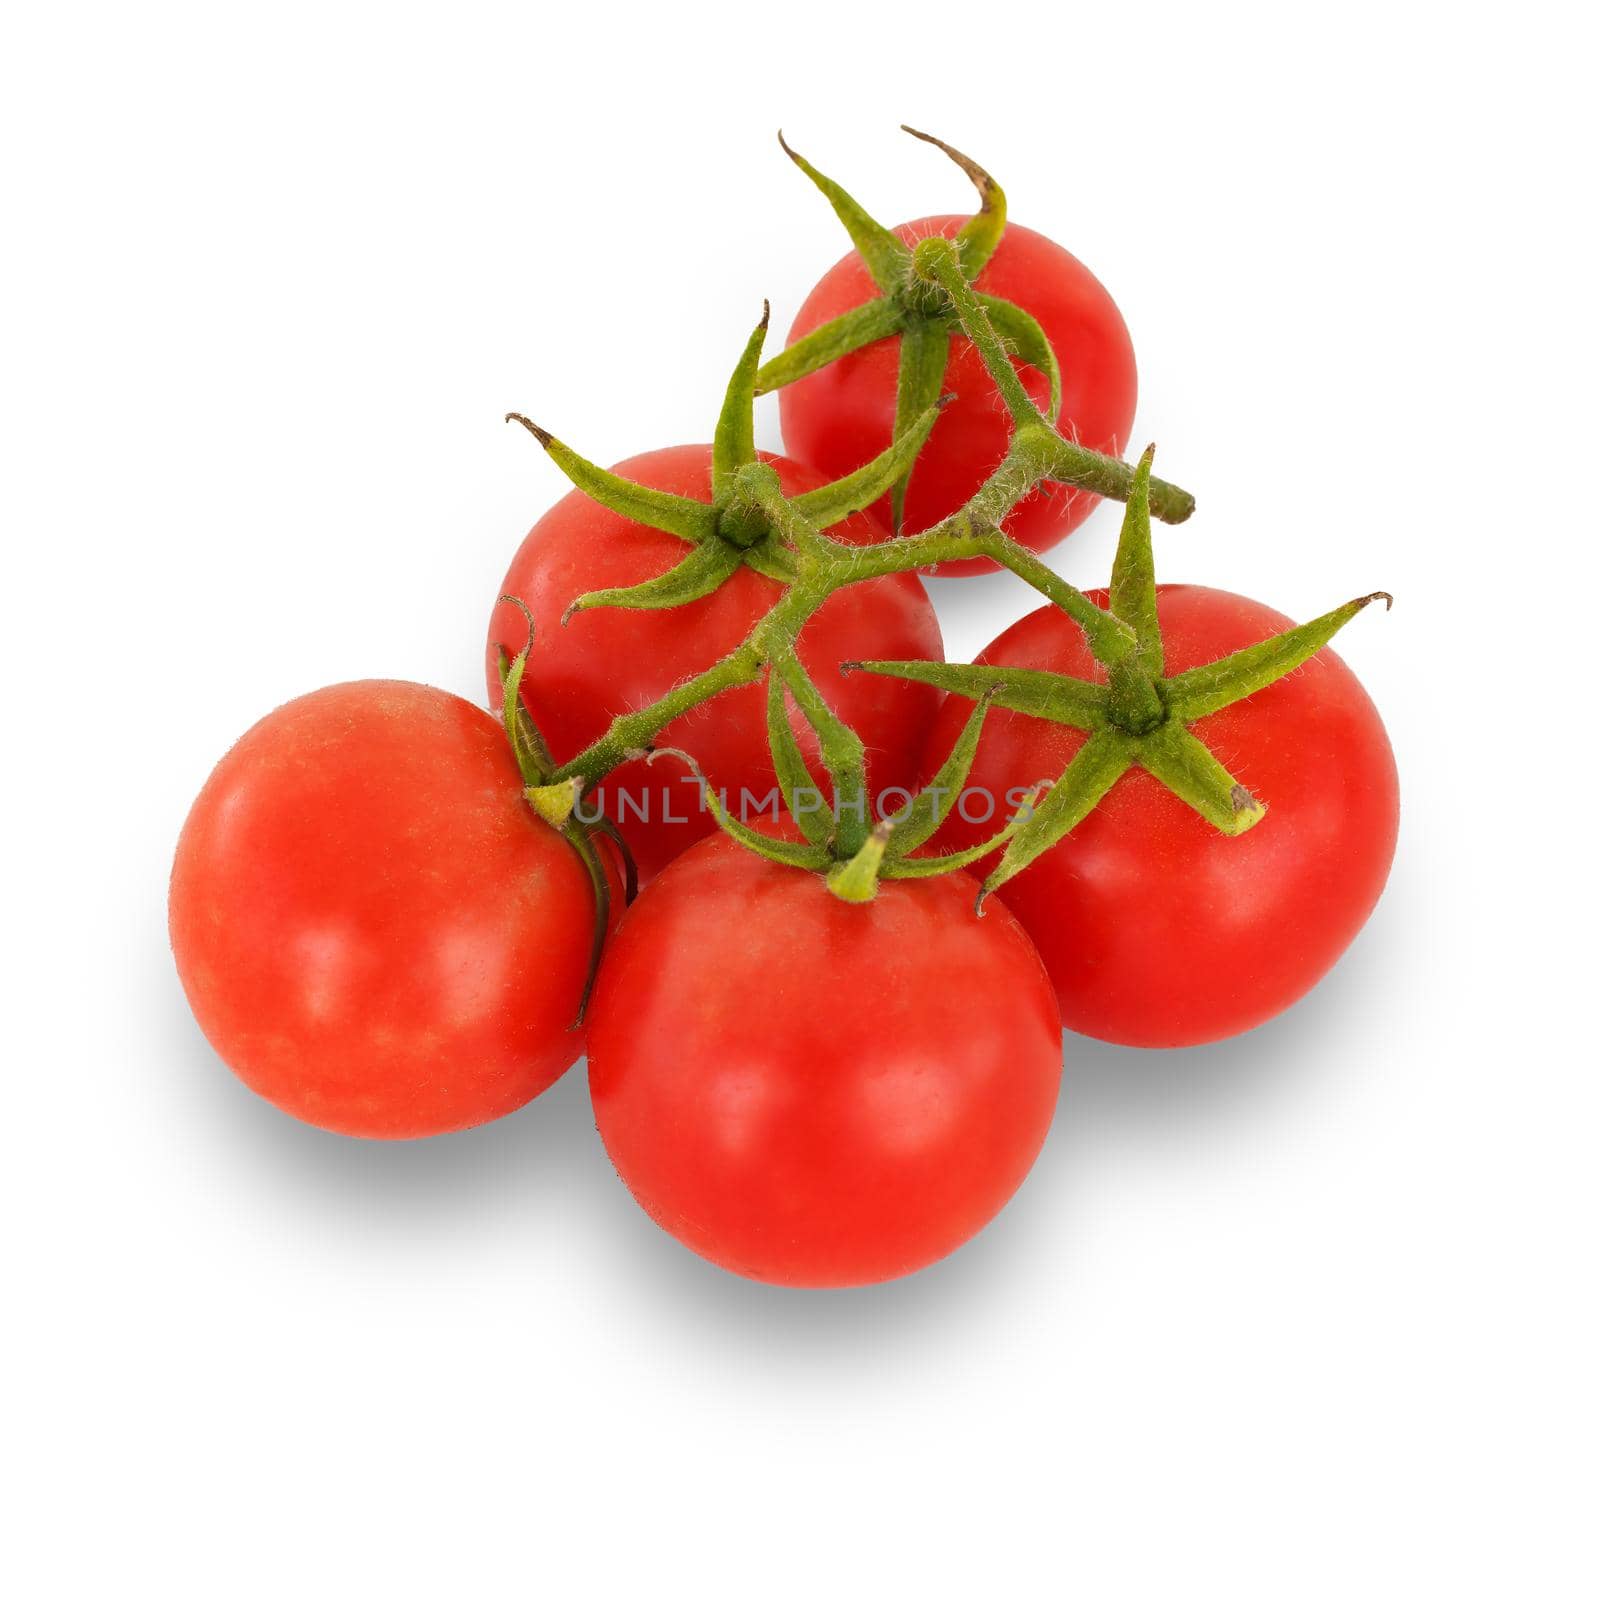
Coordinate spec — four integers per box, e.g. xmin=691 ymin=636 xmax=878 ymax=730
xmin=4 ymin=3 xmax=1595 ymax=1594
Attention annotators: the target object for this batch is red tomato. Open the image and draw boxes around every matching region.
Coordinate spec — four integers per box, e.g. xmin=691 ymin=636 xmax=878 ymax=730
xmin=588 ymin=834 xmax=1063 ymax=1287
xmin=929 ymin=587 xmax=1400 ymax=1047
xmin=170 ymin=681 xmax=604 ymax=1138
xmin=779 ymin=218 xmax=1137 ymax=574
xmin=489 ymin=444 xmax=942 ymax=882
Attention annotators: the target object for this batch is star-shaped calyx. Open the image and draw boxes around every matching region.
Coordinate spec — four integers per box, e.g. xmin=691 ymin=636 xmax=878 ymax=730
xmin=638 ymin=658 xmax=1046 ymax=906
xmin=753 ymin=126 xmax=1065 ymax=533
xmin=845 ymin=449 xmax=1392 ymax=909
xmin=506 ymin=302 xmax=947 ymax=621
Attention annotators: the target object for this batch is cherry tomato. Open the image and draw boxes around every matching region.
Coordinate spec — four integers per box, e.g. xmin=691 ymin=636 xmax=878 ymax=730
xmin=170 ymin=681 xmax=604 ymax=1138
xmin=587 ymin=834 xmax=1063 ymax=1287
xmin=489 ymin=445 xmax=942 ymax=882
xmin=925 ymin=586 xmax=1398 ymax=1047
xmin=779 ymin=219 xmax=1137 ymax=574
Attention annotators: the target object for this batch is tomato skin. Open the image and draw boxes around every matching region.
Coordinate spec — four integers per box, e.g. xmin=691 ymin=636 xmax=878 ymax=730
xmin=169 ymin=681 xmax=601 ymax=1138
xmin=928 ymin=587 xmax=1400 ymax=1047
xmin=779 ymin=218 xmax=1138 ymax=574
xmin=488 ymin=445 xmax=942 ymax=883
xmin=588 ymin=835 xmax=1063 ymax=1287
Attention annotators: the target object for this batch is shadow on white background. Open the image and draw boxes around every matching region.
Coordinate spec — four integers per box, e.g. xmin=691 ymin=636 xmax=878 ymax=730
xmin=154 ymin=883 xmax=1402 ymax=1350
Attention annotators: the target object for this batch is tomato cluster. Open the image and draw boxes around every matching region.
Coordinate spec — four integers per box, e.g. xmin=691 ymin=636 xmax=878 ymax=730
xmin=170 ymin=130 xmax=1397 ymax=1289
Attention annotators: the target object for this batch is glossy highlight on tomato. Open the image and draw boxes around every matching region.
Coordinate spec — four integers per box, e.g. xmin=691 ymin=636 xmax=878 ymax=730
xmin=488 ymin=444 xmax=943 ymax=882
xmin=928 ymin=586 xmax=1399 ymax=1047
xmin=587 ymin=834 xmax=1063 ymax=1287
xmin=170 ymin=681 xmax=604 ymax=1138
xmin=780 ymin=218 xmax=1137 ymax=573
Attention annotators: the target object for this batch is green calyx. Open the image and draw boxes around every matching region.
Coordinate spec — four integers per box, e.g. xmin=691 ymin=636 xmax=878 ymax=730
xmin=847 ymin=450 xmax=1392 ymax=908
xmin=752 ymin=127 xmax=1194 ymax=531
xmin=635 ymin=671 xmax=1038 ymax=906
xmin=506 ymin=301 xmax=946 ymax=620
xmin=493 ymin=598 xmax=638 ymax=1022
xmin=754 ymin=128 xmax=1027 ymax=534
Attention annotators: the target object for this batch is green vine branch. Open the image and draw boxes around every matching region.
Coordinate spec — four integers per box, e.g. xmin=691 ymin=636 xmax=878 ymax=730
xmin=497 ymin=128 xmax=1384 ymax=911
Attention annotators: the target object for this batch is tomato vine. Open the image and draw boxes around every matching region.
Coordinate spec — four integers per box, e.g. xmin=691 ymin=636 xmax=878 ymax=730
xmin=498 ymin=128 xmax=1386 ymax=913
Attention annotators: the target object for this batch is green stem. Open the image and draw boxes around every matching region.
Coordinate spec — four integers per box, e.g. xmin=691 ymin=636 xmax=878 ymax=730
xmin=744 ymin=474 xmax=836 ymax=562
xmin=562 ymin=818 xmax=612 ymax=1025
xmin=826 ymin=455 xmax=1137 ymax=666
xmin=525 ymin=776 xmax=583 ymax=827
xmin=907 ymin=241 xmax=1194 ymax=525
xmin=1105 ymin=658 xmax=1165 ymax=735
xmin=826 ymin=822 xmax=892 ymax=903
xmin=979 ymin=294 xmax=1062 ymax=421
xmin=548 ymin=473 xmax=1149 ymax=797
xmin=1045 ymin=435 xmax=1195 ymax=525
xmin=912 ymin=236 xmax=1040 ymax=425
xmin=553 ymin=642 xmax=769 ymax=784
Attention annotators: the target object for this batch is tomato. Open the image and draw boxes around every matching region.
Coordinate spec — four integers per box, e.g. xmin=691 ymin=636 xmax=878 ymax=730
xmin=779 ymin=219 xmax=1137 ymax=573
xmin=928 ymin=586 xmax=1399 ymax=1047
xmin=488 ymin=444 xmax=942 ymax=882
xmin=587 ymin=834 xmax=1063 ymax=1287
xmin=170 ymin=681 xmax=605 ymax=1138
